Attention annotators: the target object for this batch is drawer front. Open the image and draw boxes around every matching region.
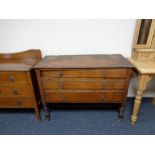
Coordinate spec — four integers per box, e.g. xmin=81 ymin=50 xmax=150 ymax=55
xmin=0 ymin=72 xmax=28 ymax=83
xmin=45 ymin=91 xmax=124 ymax=103
xmin=0 ymin=97 xmax=35 ymax=108
xmin=0 ymin=83 xmax=33 ymax=97
xmin=42 ymin=78 xmax=126 ymax=90
xmin=41 ymin=69 xmax=127 ymax=78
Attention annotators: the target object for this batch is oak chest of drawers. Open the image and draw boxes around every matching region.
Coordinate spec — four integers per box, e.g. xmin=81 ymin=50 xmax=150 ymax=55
xmin=34 ymin=54 xmax=133 ymax=121
xmin=0 ymin=50 xmax=42 ymax=121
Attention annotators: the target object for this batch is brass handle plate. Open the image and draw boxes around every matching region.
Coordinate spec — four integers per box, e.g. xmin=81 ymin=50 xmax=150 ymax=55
xmin=102 ymin=81 xmax=105 ymax=89
xmin=8 ymin=75 xmax=15 ymax=82
xmin=16 ymin=100 xmax=22 ymax=106
xmin=61 ymin=94 xmax=65 ymax=101
xmin=12 ymin=89 xmax=18 ymax=95
xmin=102 ymin=70 xmax=107 ymax=77
xmin=59 ymin=71 xmax=64 ymax=77
xmin=101 ymin=95 xmax=105 ymax=98
xmin=61 ymin=82 xmax=65 ymax=89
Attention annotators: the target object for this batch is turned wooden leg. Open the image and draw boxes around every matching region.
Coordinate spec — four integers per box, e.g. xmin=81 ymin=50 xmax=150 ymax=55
xmin=131 ymin=90 xmax=144 ymax=124
xmin=119 ymin=105 xmax=125 ymax=121
xmin=44 ymin=105 xmax=50 ymax=121
xmin=131 ymin=74 xmax=151 ymax=125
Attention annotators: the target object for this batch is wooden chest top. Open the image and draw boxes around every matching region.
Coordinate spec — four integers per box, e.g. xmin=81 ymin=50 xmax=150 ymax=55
xmin=34 ymin=54 xmax=134 ymax=69
xmin=0 ymin=58 xmax=39 ymax=71
xmin=0 ymin=49 xmax=42 ymax=71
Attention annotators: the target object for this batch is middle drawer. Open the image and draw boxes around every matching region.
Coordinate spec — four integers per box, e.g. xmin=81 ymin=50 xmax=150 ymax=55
xmin=0 ymin=82 xmax=32 ymax=97
xmin=42 ymin=78 xmax=126 ymax=90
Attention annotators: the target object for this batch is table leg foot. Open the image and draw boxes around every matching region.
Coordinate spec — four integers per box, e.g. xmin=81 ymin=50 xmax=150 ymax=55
xmin=131 ymin=115 xmax=137 ymax=125
xmin=118 ymin=106 xmax=125 ymax=122
xmin=44 ymin=106 xmax=50 ymax=121
xmin=152 ymin=98 xmax=155 ymax=106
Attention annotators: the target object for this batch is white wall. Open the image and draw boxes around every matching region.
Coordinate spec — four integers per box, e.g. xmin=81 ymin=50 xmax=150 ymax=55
xmin=0 ymin=19 xmax=154 ymax=97
xmin=0 ymin=19 xmax=135 ymax=56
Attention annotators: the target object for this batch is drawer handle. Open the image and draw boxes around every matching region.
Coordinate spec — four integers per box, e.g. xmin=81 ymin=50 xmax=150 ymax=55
xmin=102 ymin=82 xmax=105 ymax=89
xmin=12 ymin=89 xmax=18 ymax=95
xmin=101 ymin=95 xmax=105 ymax=98
xmin=8 ymin=76 xmax=15 ymax=82
xmin=61 ymin=95 xmax=65 ymax=101
xmin=59 ymin=71 xmax=64 ymax=77
xmin=61 ymin=83 xmax=65 ymax=89
xmin=16 ymin=100 xmax=22 ymax=106
xmin=102 ymin=70 xmax=107 ymax=77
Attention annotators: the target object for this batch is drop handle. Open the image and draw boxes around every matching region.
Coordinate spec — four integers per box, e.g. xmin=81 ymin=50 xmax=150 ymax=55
xmin=59 ymin=71 xmax=64 ymax=77
xmin=12 ymin=89 xmax=18 ymax=95
xmin=16 ymin=100 xmax=22 ymax=106
xmin=102 ymin=82 xmax=105 ymax=89
xmin=8 ymin=76 xmax=15 ymax=82
xmin=101 ymin=95 xmax=105 ymax=98
xmin=61 ymin=83 xmax=65 ymax=89
xmin=102 ymin=70 xmax=107 ymax=77
xmin=61 ymin=95 xmax=65 ymax=101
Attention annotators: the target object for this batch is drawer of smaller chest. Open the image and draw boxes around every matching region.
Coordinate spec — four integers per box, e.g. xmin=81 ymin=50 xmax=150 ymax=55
xmin=0 ymin=83 xmax=33 ymax=97
xmin=41 ymin=69 xmax=127 ymax=78
xmin=0 ymin=71 xmax=28 ymax=84
xmin=45 ymin=91 xmax=124 ymax=103
xmin=0 ymin=97 xmax=35 ymax=108
xmin=42 ymin=78 xmax=126 ymax=90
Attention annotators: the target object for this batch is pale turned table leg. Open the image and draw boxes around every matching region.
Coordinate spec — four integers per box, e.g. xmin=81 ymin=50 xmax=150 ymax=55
xmin=131 ymin=74 xmax=151 ymax=125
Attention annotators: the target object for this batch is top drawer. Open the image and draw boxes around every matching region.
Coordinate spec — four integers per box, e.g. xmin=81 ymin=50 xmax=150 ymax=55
xmin=41 ymin=69 xmax=127 ymax=78
xmin=0 ymin=71 xmax=28 ymax=83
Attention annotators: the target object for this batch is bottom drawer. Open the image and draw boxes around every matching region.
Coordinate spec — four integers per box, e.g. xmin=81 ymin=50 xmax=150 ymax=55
xmin=45 ymin=91 xmax=124 ymax=103
xmin=0 ymin=97 xmax=35 ymax=108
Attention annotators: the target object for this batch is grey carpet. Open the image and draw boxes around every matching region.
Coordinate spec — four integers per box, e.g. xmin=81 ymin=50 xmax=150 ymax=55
xmin=0 ymin=98 xmax=155 ymax=135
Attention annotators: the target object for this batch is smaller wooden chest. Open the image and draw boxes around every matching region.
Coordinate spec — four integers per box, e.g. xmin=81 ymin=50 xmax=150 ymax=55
xmin=0 ymin=49 xmax=42 ymax=121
